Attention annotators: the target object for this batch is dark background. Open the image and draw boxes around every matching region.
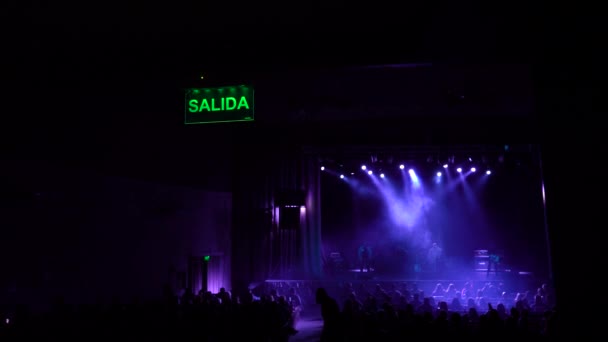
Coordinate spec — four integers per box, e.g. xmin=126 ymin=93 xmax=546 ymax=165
xmin=1 ymin=0 xmax=599 ymax=326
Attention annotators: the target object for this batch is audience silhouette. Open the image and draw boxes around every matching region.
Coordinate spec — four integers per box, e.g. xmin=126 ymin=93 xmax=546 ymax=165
xmin=0 ymin=280 xmax=557 ymax=341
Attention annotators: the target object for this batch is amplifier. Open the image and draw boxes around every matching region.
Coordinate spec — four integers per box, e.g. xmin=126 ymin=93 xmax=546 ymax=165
xmin=474 ymin=249 xmax=489 ymax=257
xmin=474 ymin=256 xmax=489 ymax=271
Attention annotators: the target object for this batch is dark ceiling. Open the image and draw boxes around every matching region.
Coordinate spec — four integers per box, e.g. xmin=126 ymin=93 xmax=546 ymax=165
xmin=1 ymin=2 xmax=584 ymax=192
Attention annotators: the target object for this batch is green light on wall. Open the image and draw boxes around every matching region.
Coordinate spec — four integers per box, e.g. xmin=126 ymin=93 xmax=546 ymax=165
xmin=185 ymin=85 xmax=254 ymax=124
xmin=204 ymin=255 xmax=211 ymax=262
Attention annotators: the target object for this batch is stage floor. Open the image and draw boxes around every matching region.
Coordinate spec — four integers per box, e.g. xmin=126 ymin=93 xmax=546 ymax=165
xmin=266 ymin=268 xmax=537 ymax=293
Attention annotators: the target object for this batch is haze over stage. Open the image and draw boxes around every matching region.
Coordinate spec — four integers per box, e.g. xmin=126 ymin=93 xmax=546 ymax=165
xmin=260 ymin=144 xmax=549 ymax=292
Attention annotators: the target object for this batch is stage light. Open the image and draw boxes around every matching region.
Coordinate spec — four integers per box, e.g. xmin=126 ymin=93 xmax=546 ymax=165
xmin=320 ymin=166 xmax=325 ymax=171
xmin=340 ymin=174 xmax=345 ymax=179
xmin=408 ymin=169 xmax=420 ymax=186
xmin=486 ymin=170 xmax=492 ymax=175
xmin=456 ymin=167 xmax=462 ymax=173
xmin=380 ymin=173 xmax=385 ymax=178
xmin=350 ymin=172 xmax=354 ymax=175
xmin=361 ymin=165 xmax=367 ymax=170
xmin=437 ymin=172 xmax=442 ymax=177
xmin=399 ymin=164 xmax=405 ymax=169
xmin=367 ymin=170 xmax=373 ymax=175
xmin=443 ymin=164 xmax=448 ymax=169
xmin=471 ymin=167 xmax=476 ymax=172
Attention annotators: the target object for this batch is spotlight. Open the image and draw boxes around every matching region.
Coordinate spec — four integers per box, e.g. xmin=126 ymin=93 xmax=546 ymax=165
xmin=399 ymin=164 xmax=405 ymax=170
xmin=471 ymin=167 xmax=476 ymax=172
xmin=380 ymin=173 xmax=385 ymax=178
xmin=486 ymin=170 xmax=491 ymax=175
xmin=443 ymin=164 xmax=448 ymax=169
xmin=367 ymin=170 xmax=373 ymax=175
xmin=340 ymin=174 xmax=345 ymax=179
xmin=408 ymin=169 xmax=414 ymax=173
xmin=456 ymin=167 xmax=462 ymax=173
xmin=320 ymin=166 xmax=325 ymax=171
xmin=361 ymin=165 xmax=367 ymax=170
xmin=437 ymin=172 xmax=442 ymax=177
xmin=350 ymin=172 xmax=354 ymax=175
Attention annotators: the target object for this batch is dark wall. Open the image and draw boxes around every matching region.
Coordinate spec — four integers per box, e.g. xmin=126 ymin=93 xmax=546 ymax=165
xmin=1 ymin=161 xmax=231 ymax=311
xmin=252 ymin=64 xmax=534 ymax=123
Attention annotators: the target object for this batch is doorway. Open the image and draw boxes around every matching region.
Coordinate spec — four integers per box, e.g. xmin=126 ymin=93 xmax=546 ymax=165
xmin=188 ymin=254 xmax=225 ymax=294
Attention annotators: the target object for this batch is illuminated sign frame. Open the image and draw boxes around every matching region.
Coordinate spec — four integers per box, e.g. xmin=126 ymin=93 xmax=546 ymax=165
xmin=184 ymin=85 xmax=254 ymax=124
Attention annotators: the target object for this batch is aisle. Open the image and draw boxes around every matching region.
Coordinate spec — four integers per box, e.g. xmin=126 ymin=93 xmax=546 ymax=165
xmin=290 ymin=310 xmax=323 ymax=342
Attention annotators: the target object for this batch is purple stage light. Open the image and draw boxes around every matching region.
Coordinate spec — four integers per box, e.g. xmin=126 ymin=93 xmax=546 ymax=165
xmin=320 ymin=166 xmax=325 ymax=171
xmin=443 ymin=164 xmax=448 ymax=169
xmin=456 ymin=167 xmax=462 ymax=173
xmin=340 ymin=174 xmax=345 ymax=179
xmin=471 ymin=167 xmax=476 ymax=172
xmin=486 ymin=170 xmax=491 ymax=175
xmin=437 ymin=172 xmax=442 ymax=177
xmin=380 ymin=173 xmax=385 ymax=178
xmin=367 ymin=170 xmax=373 ymax=175
xmin=361 ymin=165 xmax=367 ymax=170
xmin=399 ymin=164 xmax=405 ymax=169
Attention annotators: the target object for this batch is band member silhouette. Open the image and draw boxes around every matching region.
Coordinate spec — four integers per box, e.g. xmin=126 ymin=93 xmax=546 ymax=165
xmin=487 ymin=251 xmax=501 ymax=276
xmin=358 ymin=244 xmax=372 ymax=273
xmin=427 ymin=242 xmax=443 ymax=272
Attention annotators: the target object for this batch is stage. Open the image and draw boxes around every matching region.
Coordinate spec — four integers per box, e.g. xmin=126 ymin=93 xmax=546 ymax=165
xmin=263 ymin=268 xmax=538 ymax=298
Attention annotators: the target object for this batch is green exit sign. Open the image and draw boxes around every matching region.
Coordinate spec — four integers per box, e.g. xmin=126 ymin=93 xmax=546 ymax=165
xmin=185 ymin=85 xmax=254 ymax=124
